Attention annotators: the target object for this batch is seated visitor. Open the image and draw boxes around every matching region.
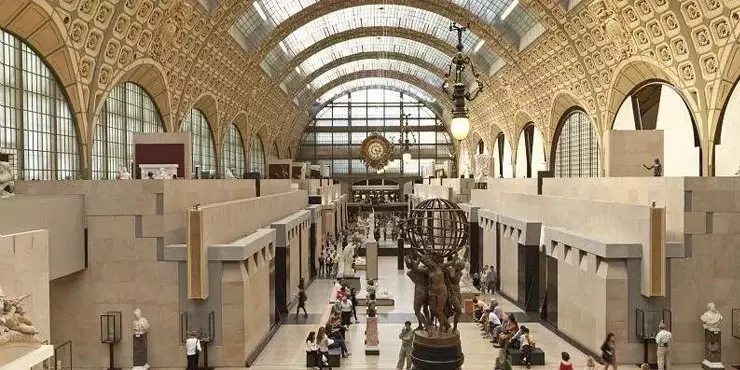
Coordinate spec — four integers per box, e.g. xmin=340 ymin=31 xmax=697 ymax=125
xmin=519 ymin=326 xmax=535 ymax=368
xmin=492 ymin=300 xmax=504 ymax=321
xmin=494 ymin=348 xmax=512 ymax=370
xmin=491 ymin=310 xmax=507 ymax=341
xmin=472 ymin=297 xmax=481 ymax=320
xmin=487 ymin=308 xmax=501 ymax=338
xmin=559 ymin=352 xmax=573 ymax=370
xmin=472 ymin=272 xmax=481 ymax=290
xmin=315 ymin=327 xmax=332 ymax=370
xmin=323 ymin=323 xmax=350 ymax=358
xmin=508 ymin=325 xmax=525 ymax=349
xmin=306 ymin=331 xmax=319 ymax=369
xmin=497 ymin=314 xmax=519 ymax=348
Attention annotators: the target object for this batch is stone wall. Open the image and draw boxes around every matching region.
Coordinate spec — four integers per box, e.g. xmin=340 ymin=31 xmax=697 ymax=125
xmin=499 ymin=226 xmax=518 ymax=302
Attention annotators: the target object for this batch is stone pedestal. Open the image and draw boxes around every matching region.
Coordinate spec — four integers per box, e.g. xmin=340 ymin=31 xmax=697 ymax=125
xmin=0 ymin=343 xmax=54 ymax=369
xmin=365 ymin=240 xmax=378 ymax=280
xmin=701 ymin=329 xmax=724 ymax=370
xmin=410 ymin=330 xmax=464 ymax=370
xmin=132 ymin=333 xmax=149 ymax=370
xmin=340 ymin=275 xmax=361 ymax=291
xmin=364 ymin=316 xmax=379 ymax=355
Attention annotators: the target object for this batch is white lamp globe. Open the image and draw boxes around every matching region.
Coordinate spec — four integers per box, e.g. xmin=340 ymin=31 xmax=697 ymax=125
xmin=402 ymin=151 xmax=412 ymax=162
xmin=450 ymin=116 xmax=471 ymax=141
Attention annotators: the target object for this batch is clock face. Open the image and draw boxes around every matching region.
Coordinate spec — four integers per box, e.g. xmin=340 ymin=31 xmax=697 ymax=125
xmin=368 ymin=142 xmax=384 ymax=159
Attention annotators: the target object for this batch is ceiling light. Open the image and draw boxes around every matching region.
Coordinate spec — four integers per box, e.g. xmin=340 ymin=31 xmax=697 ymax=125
xmin=501 ymin=0 xmax=519 ymax=20
xmin=450 ymin=116 xmax=471 ymax=141
xmin=474 ymin=39 xmax=485 ymax=53
xmin=402 ymin=151 xmax=412 ymax=162
xmin=253 ymin=1 xmax=267 ymax=21
xmin=279 ymin=41 xmax=288 ymax=54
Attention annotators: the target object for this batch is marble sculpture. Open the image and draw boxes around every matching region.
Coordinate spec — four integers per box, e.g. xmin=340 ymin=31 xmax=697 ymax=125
xmin=224 ymin=168 xmax=236 ymax=179
xmin=701 ymin=302 xmax=723 ymax=333
xmin=132 ymin=308 xmax=150 ymax=335
xmin=0 ymin=161 xmax=15 ymax=198
xmin=117 ymin=165 xmax=132 ymax=180
xmin=0 ymin=288 xmax=40 ymax=345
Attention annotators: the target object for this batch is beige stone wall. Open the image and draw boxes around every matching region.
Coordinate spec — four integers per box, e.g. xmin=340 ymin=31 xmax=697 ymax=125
xmin=485 ymin=178 xmax=538 ymax=195
xmin=499 ymin=226 xmax=518 ymax=302
xmin=481 ymin=223 xmax=496 ymax=269
xmin=603 ymin=130 xmax=664 ymax=177
xmin=289 ymin=230 xmax=301 ymax=298
xmin=0 ymin=230 xmax=50 ymax=342
xmin=301 ymin=223 xmax=310 ymax=282
xmin=0 ymin=194 xmax=85 ymax=279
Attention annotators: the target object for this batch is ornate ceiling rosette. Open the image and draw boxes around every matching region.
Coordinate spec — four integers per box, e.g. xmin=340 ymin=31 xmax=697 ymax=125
xmin=360 ymin=132 xmax=394 ymax=170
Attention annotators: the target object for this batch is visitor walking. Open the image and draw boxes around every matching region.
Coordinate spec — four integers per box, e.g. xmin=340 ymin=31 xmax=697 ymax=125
xmin=485 ymin=266 xmax=497 ymax=294
xmin=350 ymin=288 xmax=358 ymax=323
xmin=396 ymin=321 xmax=414 ymax=370
xmin=185 ymin=331 xmax=201 ymax=370
xmin=601 ymin=333 xmax=617 ymax=370
xmin=319 ymin=251 xmax=325 ymax=277
xmin=296 ymin=286 xmax=308 ymax=319
xmin=339 ymin=296 xmax=353 ymax=326
xmin=655 ymin=321 xmax=672 ymax=370
xmin=559 ymin=352 xmax=573 ymax=370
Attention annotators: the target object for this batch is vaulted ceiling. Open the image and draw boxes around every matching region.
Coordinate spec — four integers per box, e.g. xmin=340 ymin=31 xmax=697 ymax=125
xmin=3 ymin=0 xmax=740 ymax=175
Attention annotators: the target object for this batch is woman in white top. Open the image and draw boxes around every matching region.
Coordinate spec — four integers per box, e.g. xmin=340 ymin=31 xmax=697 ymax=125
xmin=306 ymin=331 xmax=319 ymax=369
xmin=316 ymin=327 xmax=332 ymax=370
xmin=185 ymin=331 xmax=201 ymax=370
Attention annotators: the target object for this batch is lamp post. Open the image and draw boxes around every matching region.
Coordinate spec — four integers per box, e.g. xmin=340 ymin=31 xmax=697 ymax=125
xmin=442 ymin=22 xmax=484 ymax=143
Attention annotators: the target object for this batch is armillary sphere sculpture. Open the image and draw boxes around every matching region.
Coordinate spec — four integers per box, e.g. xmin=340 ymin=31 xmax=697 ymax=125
xmin=404 ymin=198 xmax=468 ymax=370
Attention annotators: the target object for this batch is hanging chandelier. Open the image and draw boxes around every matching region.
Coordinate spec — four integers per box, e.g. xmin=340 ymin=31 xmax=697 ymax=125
xmin=442 ymin=22 xmax=484 ymax=142
xmin=398 ymin=108 xmax=416 ymax=163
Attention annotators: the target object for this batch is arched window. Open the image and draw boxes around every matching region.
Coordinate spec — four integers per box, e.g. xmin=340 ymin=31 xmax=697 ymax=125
xmin=716 ymin=77 xmax=740 ymax=176
xmin=93 ymin=82 xmax=164 ymax=179
xmin=0 ymin=29 xmax=80 ymax=180
xmin=553 ymin=110 xmax=599 ymax=177
xmin=492 ymin=133 xmax=513 ymax=178
xmin=222 ymin=124 xmax=245 ymax=178
xmin=515 ymin=124 xmax=546 ymax=178
xmin=181 ymin=109 xmax=216 ymax=178
xmin=250 ymin=135 xmax=265 ymax=177
xmin=271 ymin=142 xmax=279 ymax=159
xmin=477 ymin=140 xmax=486 ymax=155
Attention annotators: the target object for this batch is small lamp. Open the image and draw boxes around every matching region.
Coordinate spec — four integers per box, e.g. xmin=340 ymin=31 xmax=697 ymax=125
xmin=450 ymin=115 xmax=471 ymax=141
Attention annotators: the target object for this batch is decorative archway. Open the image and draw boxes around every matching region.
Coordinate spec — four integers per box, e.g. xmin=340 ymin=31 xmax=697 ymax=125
xmin=550 ymin=108 xmax=599 ymax=178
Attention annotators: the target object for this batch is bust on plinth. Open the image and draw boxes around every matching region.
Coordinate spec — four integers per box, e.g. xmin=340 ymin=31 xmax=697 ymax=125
xmin=132 ymin=308 xmax=150 ymax=370
xmin=700 ymin=302 xmax=724 ymax=370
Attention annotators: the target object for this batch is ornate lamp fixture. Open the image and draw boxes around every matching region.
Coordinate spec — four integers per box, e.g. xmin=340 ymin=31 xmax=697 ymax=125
xmin=442 ymin=23 xmax=484 ymax=142
xmin=398 ymin=110 xmax=416 ymax=162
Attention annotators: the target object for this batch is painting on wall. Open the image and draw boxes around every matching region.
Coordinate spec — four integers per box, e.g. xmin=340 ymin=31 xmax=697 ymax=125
xmin=268 ymin=163 xmax=291 ymax=179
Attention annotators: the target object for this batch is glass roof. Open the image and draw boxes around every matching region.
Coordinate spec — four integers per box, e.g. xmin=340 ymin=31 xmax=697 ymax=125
xmin=317 ymin=78 xmax=441 ymax=108
xmin=307 ymin=59 xmax=443 ymax=95
xmin=259 ymin=4 xmax=502 ymax=78
xmin=232 ymin=1 xmax=542 ymax=55
xmin=280 ymin=36 xmax=483 ymax=93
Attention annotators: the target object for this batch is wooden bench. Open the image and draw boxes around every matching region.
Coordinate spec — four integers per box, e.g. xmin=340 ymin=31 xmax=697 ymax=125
xmin=508 ymin=347 xmax=545 ymax=366
xmin=306 ymin=348 xmax=342 ymax=368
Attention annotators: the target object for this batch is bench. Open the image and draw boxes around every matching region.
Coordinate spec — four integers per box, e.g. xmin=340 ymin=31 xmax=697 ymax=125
xmin=508 ymin=347 xmax=545 ymax=366
xmin=306 ymin=348 xmax=342 ymax=368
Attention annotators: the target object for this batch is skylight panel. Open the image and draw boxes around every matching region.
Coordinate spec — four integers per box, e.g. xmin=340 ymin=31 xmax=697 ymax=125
xmin=306 ymin=60 xmax=444 ymax=93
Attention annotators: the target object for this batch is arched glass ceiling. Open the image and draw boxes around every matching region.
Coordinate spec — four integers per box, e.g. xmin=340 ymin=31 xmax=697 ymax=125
xmin=258 ymin=5 xmax=502 ymax=78
xmin=232 ymin=0 xmax=542 ymax=54
xmin=316 ymin=78 xmax=444 ymax=114
xmin=307 ymin=60 xmax=444 ymax=95
xmin=281 ymin=36 xmax=486 ymax=93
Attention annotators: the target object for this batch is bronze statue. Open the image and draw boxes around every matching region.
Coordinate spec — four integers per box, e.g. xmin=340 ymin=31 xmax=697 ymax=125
xmin=419 ymin=253 xmax=451 ymax=333
xmin=405 ymin=253 xmax=430 ymax=330
xmin=445 ymin=249 xmax=466 ymax=332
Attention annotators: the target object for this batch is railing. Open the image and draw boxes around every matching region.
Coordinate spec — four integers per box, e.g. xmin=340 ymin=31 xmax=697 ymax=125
xmin=54 ymin=341 xmax=72 ymax=370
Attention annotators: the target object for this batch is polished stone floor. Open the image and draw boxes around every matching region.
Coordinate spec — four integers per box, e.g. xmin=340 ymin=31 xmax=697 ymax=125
xmin=250 ymin=257 xmax=589 ymax=369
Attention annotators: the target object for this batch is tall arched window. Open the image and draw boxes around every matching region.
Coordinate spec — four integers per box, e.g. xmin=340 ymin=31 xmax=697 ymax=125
xmin=271 ymin=142 xmax=279 ymax=159
xmin=222 ymin=124 xmax=245 ymax=178
xmin=250 ymin=135 xmax=266 ymax=177
xmin=553 ymin=110 xmax=599 ymax=177
xmin=0 ymin=29 xmax=80 ymax=180
xmin=515 ymin=124 xmax=546 ymax=178
xmin=477 ymin=140 xmax=486 ymax=155
xmin=92 ymin=82 xmax=164 ymax=179
xmin=181 ymin=109 xmax=216 ymax=178
xmin=492 ymin=133 xmax=513 ymax=178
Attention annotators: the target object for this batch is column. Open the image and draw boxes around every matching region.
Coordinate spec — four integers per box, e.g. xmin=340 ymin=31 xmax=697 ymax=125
xmin=468 ymin=206 xmax=481 ymax=276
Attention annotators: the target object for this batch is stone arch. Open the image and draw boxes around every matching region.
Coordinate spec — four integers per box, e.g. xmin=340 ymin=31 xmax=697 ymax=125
xmin=549 ymin=107 xmax=601 ymax=177
xmin=0 ymin=0 xmax=89 ymax=168
xmin=709 ymin=40 xmax=740 ymax=151
xmin=229 ymin=110 xmax=251 ymax=152
xmin=185 ymin=92 xmax=220 ymax=136
xmin=96 ymin=58 xmax=174 ymax=132
xmin=604 ymin=56 xmax=685 ymax=131
xmin=548 ymin=90 xmax=591 ymax=145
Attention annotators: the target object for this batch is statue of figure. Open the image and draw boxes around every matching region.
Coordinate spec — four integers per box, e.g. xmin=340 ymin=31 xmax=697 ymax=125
xmin=474 ymin=154 xmax=491 ymax=183
xmin=0 ymin=161 xmax=15 ymax=198
xmin=341 ymin=243 xmax=356 ymax=277
xmin=224 ymin=168 xmax=236 ymax=179
xmin=0 ymin=290 xmax=40 ymax=345
xmin=643 ymin=158 xmax=663 ymax=177
xmin=701 ymin=302 xmax=723 ymax=333
xmin=445 ymin=250 xmax=466 ymax=332
xmin=132 ymin=308 xmax=150 ymax=335
xmin=405 ymin=253 xmax=430 ymax=330
xmin=368 ymin=210 xmax=376 ymax=241
xmin=419 ymin=254 xmax=450 ymax=333
xmin=116 ymin=165 xmax=132 ymax=180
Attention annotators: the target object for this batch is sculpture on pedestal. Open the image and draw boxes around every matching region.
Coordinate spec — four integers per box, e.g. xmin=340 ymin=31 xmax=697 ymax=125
xmin=117 ymin=166 xmax=132 ymax=180
xmin=0 ymin=161 xmax=15 ymax=198
xmin=0 ymin=288 xmax=40 ymax=345
xmin=341 ymin=243 xmax=356 ymax=277
xmin=132 ymin=308 xmax=150 ymax=370
xmin=154 ymin=167 xmax=169 ymax=179
xmin=474 ymin=154 xmax=490 ymax=183
xmin=403 ymin=198 xmax=468 ymax=370
xmin=224 ymin=168 xmax=236 ymax=179
xmin=700 ymin=302 xmax=724 ymax=369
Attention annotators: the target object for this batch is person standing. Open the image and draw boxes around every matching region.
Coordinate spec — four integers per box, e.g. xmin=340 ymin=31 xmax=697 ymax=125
xmin=296 ymin=286 xmax=308 ymax=319
xmin=319 ymin=251 xmax=325 ymax=278
xmin=655 ymin=321 xmax=672 ymax=370
xmin=485 ymin=266 xmax=498 ymax=294
xmin=600 ymin=333 xmax=617 ymax=370
xmin=339 ymin=296 xmax=353 ymax=327
xmin=185 ymin=331 xmax=201 ymax=370
xmin=396 ymin=321 xmax=414 ymax=370
xmin=349 ymin=288 xmax=359 ymax=323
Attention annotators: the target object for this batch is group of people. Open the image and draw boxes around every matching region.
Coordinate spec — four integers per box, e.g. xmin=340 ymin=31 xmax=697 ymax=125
xmin=472 ymin=264 xmax=498 ymax=294
xmin=319 ymin=231 xmax=350 ymax=278
xmin=304 ymin=283 xmax=358 ymax=369
xmin=474 ymin=297 xmax=536 ymax=368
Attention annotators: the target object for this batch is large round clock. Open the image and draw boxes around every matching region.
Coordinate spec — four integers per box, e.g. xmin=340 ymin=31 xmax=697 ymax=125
xmin=360 ymin=133 xmax=393 ymax=170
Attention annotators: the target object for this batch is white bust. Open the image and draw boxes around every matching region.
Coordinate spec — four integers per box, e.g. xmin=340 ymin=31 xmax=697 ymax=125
xmin=224 ymin=168 xmax=236 ymax=179
xmin=0 ymin=161 xmax=15 ymax=198
xmin=154 ymin=167 xmax=169 ymax=180
xmin=132 ymin=308 xmax=149 ymax=335
xmin=117 ymin=165 xmax=132 ymax=180
xmin=700 ymin=302 xmax=723 ymax=333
